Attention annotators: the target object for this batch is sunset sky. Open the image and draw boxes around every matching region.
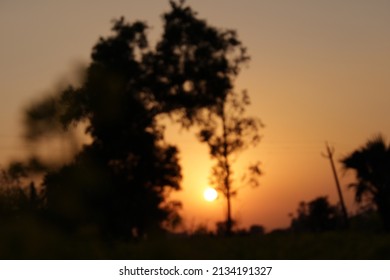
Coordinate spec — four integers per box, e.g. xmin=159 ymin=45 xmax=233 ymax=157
xmin=1 ymin=0 xmax=390 ymax=231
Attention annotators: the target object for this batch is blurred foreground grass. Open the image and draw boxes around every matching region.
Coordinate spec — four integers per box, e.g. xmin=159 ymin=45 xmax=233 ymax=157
xmin=113 ymin=232 xmax=390 ymax=259
xmin=1 ymin=220 xmax=390 ymax=259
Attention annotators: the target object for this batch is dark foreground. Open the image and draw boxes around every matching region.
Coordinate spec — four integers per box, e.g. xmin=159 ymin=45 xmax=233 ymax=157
xmin=0 ymin=223 xmax=389 ymax=259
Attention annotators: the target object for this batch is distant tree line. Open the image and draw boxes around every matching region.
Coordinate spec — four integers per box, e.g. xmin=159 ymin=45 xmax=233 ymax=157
xmin=289 ymin=134 xmax=390 ymax=233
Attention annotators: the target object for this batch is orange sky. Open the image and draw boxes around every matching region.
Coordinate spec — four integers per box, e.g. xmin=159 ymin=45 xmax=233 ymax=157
xmin=1 ymin=0 xmax=390 ymax=231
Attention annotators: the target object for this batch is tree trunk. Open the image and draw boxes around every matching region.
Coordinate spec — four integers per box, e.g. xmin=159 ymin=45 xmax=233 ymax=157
xmin=222 ymin=106 xmax=232 ymax=235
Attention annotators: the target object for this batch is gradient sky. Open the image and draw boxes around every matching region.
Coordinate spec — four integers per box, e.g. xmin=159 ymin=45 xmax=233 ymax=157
xmin=1 ymin=0 xmax=390 ymax=231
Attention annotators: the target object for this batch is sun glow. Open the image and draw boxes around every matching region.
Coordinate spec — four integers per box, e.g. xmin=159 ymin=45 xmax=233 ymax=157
xmin=203 ymin=187 xmax=218 ymax=202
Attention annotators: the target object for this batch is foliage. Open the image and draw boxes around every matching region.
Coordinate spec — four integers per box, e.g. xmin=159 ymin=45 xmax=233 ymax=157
xmin=341 ymin=134 xmax=390 ymax=231
xmin=349 ymin=208 xmax=382 ymax=232
xmin=290 ymin=196 xmax=343 ymax=232
xmin=198 ymin=90 xmax=263 ymax=234
xmin=0 ymin=169 xmax=42 ymax=223
xmin=16 ymin=1 xmax=250 ymax=239
xmin=150 ymin=0 xmax=250 ymax=127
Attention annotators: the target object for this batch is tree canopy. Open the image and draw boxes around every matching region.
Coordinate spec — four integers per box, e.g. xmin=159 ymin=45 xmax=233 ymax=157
xmin=18 ymin=0 xmax=251 ymax=238
xmin=341 ymin=134 xmax=390 ymax=231
xmin=198 ymin=90 xmax=262 ymax=234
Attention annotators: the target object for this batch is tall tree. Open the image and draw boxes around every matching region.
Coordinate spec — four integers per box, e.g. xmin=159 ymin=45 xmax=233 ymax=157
xmin=147 ymin=0 xmax=249 ymax=126
xmin=19 ymin=1 xmax=251 ymax=238
xmin=341 ymin=134 xmax=390 ymax=231
xmin=198 ymin=90 xmax=262 ymax=235
xmin=41 ymin=19 xmax=183 ymax=238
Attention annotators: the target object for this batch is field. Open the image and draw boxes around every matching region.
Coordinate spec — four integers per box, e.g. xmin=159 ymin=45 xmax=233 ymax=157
xmin=1 ymin=222 xmax=390 ymax=259
xmin=113 ymin=233 xmax=390 ymax=259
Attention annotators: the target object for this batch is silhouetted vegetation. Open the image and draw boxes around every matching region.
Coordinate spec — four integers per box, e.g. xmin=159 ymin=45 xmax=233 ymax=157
xmin=290 ymin=197 xmax=343 ymax=232
xmin=2 ymin=0 xmax=390 ymax=260
xmin=342 ymin=134 xmax=390 ymax=231
xmin=198 ymin=90 xmax=262 ymax=235
xmin=0 ymin=171 xmax=39 ymax=220
xmin=349 ymin=208 xmax=382 ymax=232
xmin=6 ymin=0 xmax=253 ymax=241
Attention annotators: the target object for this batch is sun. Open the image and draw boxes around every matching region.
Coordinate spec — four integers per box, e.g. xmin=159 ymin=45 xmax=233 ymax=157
xmin=203 ymin=187 xmax=218 ymax=202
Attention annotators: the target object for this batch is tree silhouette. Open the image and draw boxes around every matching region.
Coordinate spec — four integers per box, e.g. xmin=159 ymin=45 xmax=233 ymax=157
xmin=0 ymin=168 xmax=41 ymax=222
xmin=149 ymin=0 xmax=250 ymax=127
xmin=341 ymin=134 xmax=390 ymax=231
xmin=39 ymin=18 xmax=183 ymax=239
xmin=198 ymin=90 xmax=262 ymax=235
xmin=18 ymin=1 xmax=251 ymax=239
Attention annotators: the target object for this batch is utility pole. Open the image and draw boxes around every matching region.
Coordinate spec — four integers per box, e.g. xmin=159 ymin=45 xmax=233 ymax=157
xmin=323 ymin=142 xmax=349 ymax=228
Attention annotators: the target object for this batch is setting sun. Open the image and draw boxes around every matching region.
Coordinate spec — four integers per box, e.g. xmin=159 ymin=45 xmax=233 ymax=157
xmin=203 ymin=187 xmax=218 ymax=202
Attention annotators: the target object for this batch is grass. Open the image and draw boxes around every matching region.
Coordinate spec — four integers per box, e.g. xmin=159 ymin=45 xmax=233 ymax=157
xmin=1 ymin=222 xmax=390 ymax=259
xmin=113 ymin=232 xmax=390 ymax=259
